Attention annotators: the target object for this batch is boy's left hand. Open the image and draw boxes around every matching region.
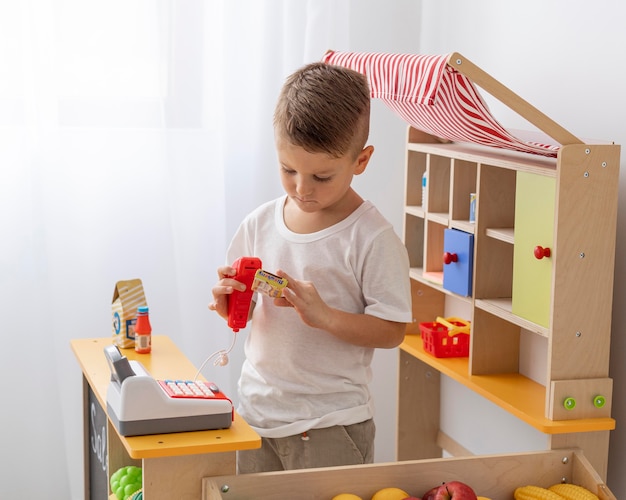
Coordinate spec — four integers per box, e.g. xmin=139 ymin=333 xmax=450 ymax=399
xmin=273 ymin=270 xmax=406 ymax=349
xmin=273 ymin=270 xmax=330 ymax=330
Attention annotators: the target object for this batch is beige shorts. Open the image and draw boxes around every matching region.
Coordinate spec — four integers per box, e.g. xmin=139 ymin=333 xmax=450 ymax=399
xmin=237 ymin=419 xmax=375 ymax=473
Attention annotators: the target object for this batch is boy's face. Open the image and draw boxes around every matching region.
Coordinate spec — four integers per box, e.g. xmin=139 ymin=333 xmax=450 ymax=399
xmin=275 ymin=135 xmax=372 ymax=214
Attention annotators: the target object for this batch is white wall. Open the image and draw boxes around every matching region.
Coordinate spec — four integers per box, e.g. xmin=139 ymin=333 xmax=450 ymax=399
xmin=417 ymin=1 xmax=626 ymax=496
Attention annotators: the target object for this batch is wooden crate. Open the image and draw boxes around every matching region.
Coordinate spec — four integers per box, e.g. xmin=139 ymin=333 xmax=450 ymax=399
xmin=202 ymin=449 xmax=615 ymax=500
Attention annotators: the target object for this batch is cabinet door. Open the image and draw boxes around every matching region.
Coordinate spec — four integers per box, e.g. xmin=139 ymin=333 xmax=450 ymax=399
xmin=442 ymin=228 xmax=474 ymax=297
xmin=512 ymin=172 xmax=556 ymax=327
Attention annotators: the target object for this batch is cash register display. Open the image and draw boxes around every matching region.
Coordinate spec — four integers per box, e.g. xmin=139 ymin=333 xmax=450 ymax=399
xmin=104 ymin=345 xmax=136 ymax=384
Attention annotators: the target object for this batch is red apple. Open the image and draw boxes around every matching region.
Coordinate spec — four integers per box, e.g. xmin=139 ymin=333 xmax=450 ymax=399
xmin=433 ymin=481 xmax=477 ymax=500
xmin=421 ymin=485 xmax=442 ymax=500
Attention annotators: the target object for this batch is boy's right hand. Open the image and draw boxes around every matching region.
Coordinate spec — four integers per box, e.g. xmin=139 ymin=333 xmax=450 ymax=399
xmin=208 ymin=265 xmax=248 ymax=320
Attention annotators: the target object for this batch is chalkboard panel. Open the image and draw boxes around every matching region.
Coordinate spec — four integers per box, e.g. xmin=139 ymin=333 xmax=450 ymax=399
xmin=88 ymin=385 xmax=108 ymax=500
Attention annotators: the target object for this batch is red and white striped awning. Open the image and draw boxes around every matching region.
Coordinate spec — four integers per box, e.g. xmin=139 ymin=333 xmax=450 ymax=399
xmin=322 ymin=51 xmax=560 ymax=158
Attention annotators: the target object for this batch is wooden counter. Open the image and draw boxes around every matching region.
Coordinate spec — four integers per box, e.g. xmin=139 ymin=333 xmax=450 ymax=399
xmin=71 ymin=335 xmax=260 ymax=500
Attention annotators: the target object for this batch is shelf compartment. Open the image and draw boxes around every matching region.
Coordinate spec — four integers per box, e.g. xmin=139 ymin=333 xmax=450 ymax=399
xmin=405 ymin=276 xmax=446 ymax=335
xmin=476 ymin=163 xmax=517 ymax=228
xmin=405 ymin=205 xmax=424 ymax=218
xmin=450 ymin=219 xmax=476 ymax=234
xmin=424 ymin=220 xmax=446 ymax=275
xmin=426 ymin=154 xmax=451 ymax=213
xmin=470 ymin=307 xmax=521 ymax=375
xmin=426 ymin=212 xmax=449 ymax=226
xmin=404 ymin=212 xmax=424 ymax=269
xmin=450 ymin=158 xmax=477 ymax=223
xmin=473 ymin=236 xmax=513 ymax=301
xmin=473 ymin=164 xmax=516 ymax=302
xmin=475 ymin=298 xmax=549 ymax=337
xmin=406 ymin=150 xmax=427 ymax=207
xmin=409 ymin=268 xmax=472 ymax=304
xmin=485 ymin=227 xmax=514 ymax=244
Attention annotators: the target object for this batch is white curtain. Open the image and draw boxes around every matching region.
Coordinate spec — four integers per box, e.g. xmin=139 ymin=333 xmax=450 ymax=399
xmin=1 ymin=1 xmax=419 ymax=497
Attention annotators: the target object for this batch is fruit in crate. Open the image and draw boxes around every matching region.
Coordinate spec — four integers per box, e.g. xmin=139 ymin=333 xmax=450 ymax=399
xmin=110 ymin=465 xmax=142 ymax=500
xmin=371 ymin=487 xmax=411 ymax=500
xmin=548 ymin=483 xmax=599 ymax=500
xmin=422 ymin=484 xmax=440 ymax=500
xmin=514 ymin=483 xmax=599 ymax=500
xmin=514 ymin=485 xmax=564 ymax=500
xmin=421 ymin=481 xmax=477 ymax=500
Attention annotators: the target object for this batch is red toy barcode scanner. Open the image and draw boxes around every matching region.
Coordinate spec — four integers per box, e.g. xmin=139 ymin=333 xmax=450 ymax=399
xmin=227 ymin=257 xmax=262 ymax=332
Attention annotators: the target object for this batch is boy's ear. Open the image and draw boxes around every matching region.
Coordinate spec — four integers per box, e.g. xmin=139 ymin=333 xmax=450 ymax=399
xmin=354 ymin=145 xmax=374 ymax=175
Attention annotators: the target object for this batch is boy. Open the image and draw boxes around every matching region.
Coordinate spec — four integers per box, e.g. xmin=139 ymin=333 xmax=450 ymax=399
xmin=209 ymin=61 xmax=412 ymax=473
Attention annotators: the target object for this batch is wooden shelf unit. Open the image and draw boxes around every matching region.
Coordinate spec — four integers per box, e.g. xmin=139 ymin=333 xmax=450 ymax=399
xmin=398 ymin=126 xmax=620 ymax=480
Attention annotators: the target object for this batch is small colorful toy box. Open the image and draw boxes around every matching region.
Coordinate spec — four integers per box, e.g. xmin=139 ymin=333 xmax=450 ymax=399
xmin=111 ymin=279 xmax=147 ymax=349
xmin=419 ymin=316 xmax=470 ymax=358
xmin=251 ymin=269 xmax=288 ymax=298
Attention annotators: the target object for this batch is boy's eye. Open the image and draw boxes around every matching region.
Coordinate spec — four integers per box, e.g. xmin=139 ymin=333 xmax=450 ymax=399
xmin=281 ymin=167 xmax=332 ymax=183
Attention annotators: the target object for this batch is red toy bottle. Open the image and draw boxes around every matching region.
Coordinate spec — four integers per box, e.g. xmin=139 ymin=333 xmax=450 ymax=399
xmin=134 ymin=305 xmax=152 ymax=354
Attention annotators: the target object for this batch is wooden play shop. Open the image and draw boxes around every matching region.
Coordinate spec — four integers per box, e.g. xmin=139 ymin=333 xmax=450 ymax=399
xmin=72 ymin=51 xmax=620 ymax=499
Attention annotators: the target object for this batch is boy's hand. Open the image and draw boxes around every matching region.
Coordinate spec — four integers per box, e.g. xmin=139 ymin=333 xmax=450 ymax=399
xmin=273 ymin=270 xmax=331 ymax=331
xmin=274 ymin=269 xmax=406 ymax=348
xmin=208 ymin=265 xmax=247 ymax=320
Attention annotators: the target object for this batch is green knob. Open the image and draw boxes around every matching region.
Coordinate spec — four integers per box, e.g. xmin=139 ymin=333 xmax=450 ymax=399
xmin=563 ymin=397 xmax=576 ymax=410
xmin=593 ymin=395 xmax=606 ymax=408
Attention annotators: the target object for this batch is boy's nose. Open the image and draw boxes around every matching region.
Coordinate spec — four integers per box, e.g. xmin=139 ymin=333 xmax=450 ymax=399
xmin=296 ymin=179 xmax=312 ymax=196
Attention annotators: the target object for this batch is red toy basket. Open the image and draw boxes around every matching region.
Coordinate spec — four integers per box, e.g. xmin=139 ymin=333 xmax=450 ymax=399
xmin=419 ymin=316 xmax=470 ymax=358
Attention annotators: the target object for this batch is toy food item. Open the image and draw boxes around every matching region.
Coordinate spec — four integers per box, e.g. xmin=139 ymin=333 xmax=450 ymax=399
xmin=514 ymin=485 xmax=566 ymax=500
xmin=332 ymin=494 xmax=363 ymax=500
xmin=548 ymin=483 xmax=599 ymax=500
xmin=110 ymin=465 xmax=142 ymax=500
xmin=422 ymin=481 xmax=477 ymax=499
xmin=371 ymin=487 xmax=411 ymax=500
xmin=515 ymin=483 xmax=600 ymax=500
xmin=252 ymin=269 xmax=288 ymax=298
xmin=422 ymin=484 xmax=441 ymax=500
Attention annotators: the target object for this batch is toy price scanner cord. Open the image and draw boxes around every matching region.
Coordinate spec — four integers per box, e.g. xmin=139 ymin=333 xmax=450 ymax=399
xmin=193 ymin=329 xmax=238 ymax=380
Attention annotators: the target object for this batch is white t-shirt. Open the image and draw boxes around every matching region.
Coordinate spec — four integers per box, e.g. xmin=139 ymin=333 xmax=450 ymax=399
xmin=226 ymin=195 xmax=412 ymax=438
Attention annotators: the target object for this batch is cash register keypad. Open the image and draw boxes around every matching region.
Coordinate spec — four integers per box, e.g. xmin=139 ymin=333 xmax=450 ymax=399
xmin=158 ymin=380 xmax=221 ymax=399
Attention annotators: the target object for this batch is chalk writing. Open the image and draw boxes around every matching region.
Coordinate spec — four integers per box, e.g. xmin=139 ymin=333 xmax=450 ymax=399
xmin=90 ymin=402 xmax=107 ymax=472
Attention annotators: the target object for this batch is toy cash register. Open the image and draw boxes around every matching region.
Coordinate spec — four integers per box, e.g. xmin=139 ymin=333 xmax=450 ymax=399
xmin=104 ymin=345 xmax=233 ymax=437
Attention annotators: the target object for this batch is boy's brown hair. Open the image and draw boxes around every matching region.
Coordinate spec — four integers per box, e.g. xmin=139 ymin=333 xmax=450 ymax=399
xmin=273 ymin=62 xmax=371 ymax=159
